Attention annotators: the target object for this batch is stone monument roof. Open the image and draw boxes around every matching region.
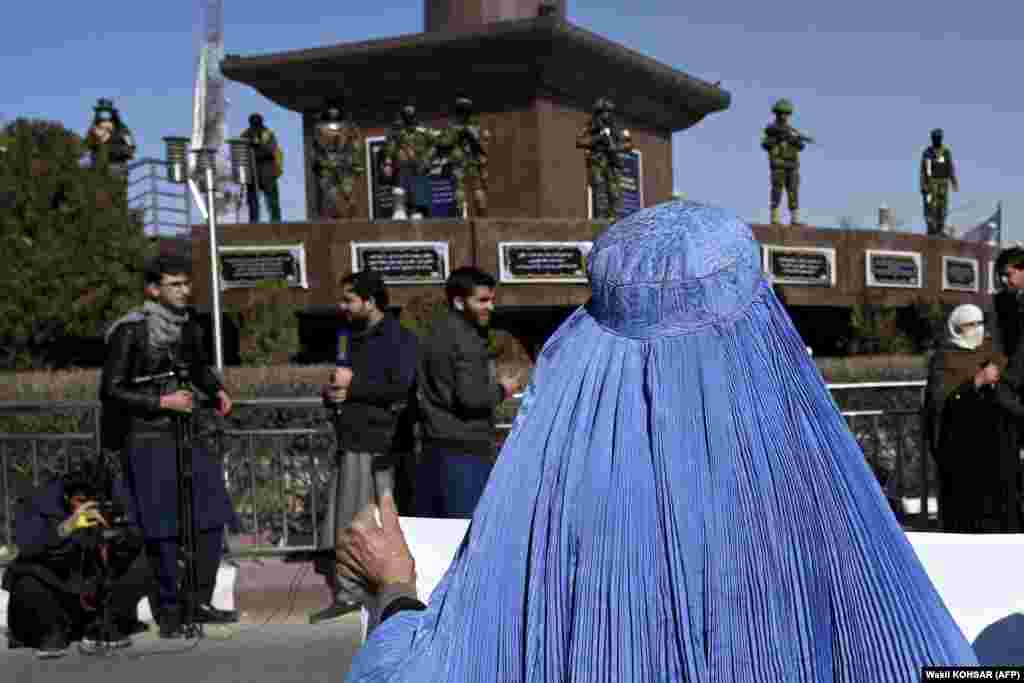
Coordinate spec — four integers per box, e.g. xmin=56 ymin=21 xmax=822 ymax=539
xmin=222 ymin=16 xmax=730 ymax=132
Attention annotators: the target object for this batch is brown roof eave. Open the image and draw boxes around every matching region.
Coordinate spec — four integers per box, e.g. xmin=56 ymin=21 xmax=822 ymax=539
xmin=222 ymin=17 xmax=730 ymax=129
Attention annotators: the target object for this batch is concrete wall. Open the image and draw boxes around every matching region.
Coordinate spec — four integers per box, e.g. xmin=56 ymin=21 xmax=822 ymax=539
xmin=751 ymin=224 xmax=999 ymax=310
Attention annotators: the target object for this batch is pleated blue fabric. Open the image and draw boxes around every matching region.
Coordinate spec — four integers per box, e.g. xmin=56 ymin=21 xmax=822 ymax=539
xmin=346 ymin=201 xmax=978 ymax=682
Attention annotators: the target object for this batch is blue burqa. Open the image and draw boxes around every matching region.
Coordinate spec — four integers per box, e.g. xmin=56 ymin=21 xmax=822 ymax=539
xmin=346 ymin=201 xmax=977 ymax=681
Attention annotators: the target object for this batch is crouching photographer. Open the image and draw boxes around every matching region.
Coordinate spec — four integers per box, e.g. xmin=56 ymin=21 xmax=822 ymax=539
xmin=3 ymin=464 xmax=149 ymax=658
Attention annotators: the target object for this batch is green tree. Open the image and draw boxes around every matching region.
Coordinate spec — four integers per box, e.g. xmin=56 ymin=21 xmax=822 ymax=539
xmin=0 ymin=118 xmax=153 ymax=368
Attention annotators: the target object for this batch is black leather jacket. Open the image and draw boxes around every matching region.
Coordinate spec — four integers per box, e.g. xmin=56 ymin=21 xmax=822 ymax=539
xmin=99 ymin=317 xmax=222 ymax=450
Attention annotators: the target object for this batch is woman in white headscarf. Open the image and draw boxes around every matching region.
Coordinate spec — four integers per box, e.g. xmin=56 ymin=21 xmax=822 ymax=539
xmin=924 ymin=304 xmax=1004 ymax=530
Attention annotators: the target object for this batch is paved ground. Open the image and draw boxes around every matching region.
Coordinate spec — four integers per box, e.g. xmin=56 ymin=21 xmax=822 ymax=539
xmin=2 ymin=558 xmax=366 ymax=683
xmin=2 ymin=615 xmax=365 ymax=683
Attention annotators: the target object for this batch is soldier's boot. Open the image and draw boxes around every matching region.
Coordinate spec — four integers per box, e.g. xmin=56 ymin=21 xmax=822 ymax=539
xmin=473 ymin=188 xmax=488 ymax=218
xmin=770 ymin=207 xmax=781 ymax=225
xmin=790 ymin=209 xmax=802 ymax=226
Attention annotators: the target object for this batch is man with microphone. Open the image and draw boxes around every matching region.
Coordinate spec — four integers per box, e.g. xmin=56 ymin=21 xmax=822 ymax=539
xmin=311 ymin=270 xmax=418 ymax=624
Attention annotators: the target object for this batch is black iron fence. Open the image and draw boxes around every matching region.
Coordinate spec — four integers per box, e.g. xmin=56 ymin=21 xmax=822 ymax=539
xmin=0 ymin=384 xmax=934 ymax=558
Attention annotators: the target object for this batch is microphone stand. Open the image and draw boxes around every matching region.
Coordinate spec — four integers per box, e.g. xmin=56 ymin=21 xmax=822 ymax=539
xmin=129 ymin=366 xmax=203 ymax=639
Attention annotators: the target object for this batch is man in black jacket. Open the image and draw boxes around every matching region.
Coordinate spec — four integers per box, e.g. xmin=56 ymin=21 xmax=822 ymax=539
xmin=995 ymin=246 xmax=1024 ymax=379
xmin=99 ymin=254 xmax=238 ymax=637
xmin=312 ymin=269 xmax=418 ymax=623
xmin=414 ymin=267 xmax=521 ymax=519
xmin=3 ymin=465 xmax=149 ymax=658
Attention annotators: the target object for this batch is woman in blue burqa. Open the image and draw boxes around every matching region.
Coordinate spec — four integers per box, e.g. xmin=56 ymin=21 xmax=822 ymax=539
xmin=346 ymin=201 xmax=977 ymax=681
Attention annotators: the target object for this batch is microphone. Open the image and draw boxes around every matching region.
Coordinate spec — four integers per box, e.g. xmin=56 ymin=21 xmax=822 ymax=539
xmin=331 ymin=327 xmax=353 ymax=420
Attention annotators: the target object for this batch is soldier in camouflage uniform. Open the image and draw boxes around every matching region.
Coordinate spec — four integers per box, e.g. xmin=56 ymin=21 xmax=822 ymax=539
xmin=85 ymin=99 xmax=136 ymax=178
xmin=436 ymin=97 xmax=489 ymax=218
xmin=241 ymin=113 xmax=283 ymax=223
xmin=920 ymin=128 xmax=959 ymax=236
xmin=312 ymin=102 xmax=365 ymax=219
xmin=761 ymin=98 xmax=812 ymax=226
xmin=576 ymin=98 xmax=632 ymax=220
xmin=381 ymin=105 xmax=438 ymax=219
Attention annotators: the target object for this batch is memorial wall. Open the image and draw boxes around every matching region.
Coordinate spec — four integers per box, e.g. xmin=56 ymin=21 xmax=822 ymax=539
xmin=190 ymin=220 xmax=999 ymax=315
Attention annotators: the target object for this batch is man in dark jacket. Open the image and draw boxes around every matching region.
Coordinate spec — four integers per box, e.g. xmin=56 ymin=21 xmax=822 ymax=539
xmin=3 ymin=465 xmax=149 ymax=658
xmin=99 ymin=254 xmax=238 ymax=637
xmin=312 ymin=269 xmax=418 ymax=623
xmin=414 ymin=267 xmax=521 ymax=519
xmin=938 ymin=359 xmax=1024 ymax=532
xmin=995 ymin=246 xmax=1024 ymax=378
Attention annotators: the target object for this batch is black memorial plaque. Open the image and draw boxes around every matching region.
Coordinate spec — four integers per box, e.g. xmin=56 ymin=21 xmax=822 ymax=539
xmin=220 ymin=249 xmax=303 ymax=289
xmin=868 ymin=253 xmax=922 ymax=288
xmin=766 ymin=249 xmax=832 ymax=286
xmin=367 ymin=137 xmax=457 ymax=219
xmin=502 ymin=244 xmax=589 ymax=283
xmin=944 ymin=258 xmax=977 ymax=291
xmin=353 ymin=243 xmax=448 ymax=284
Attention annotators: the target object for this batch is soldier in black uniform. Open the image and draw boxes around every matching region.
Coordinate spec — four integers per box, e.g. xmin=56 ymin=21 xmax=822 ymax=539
xmin=99 ymin=254 xmax=239 ymax=637
xmin=920 ymin=128 xmax=959 ymax=236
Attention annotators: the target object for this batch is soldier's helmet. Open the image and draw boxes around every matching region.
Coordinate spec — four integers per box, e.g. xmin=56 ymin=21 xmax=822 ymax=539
xmin=93 ymin=98 xmax=116 ymax=123
xmin=248 ymin=113 xmax=264 ymax=128
xmin=401 ymin=105 xmax=418 ymax=124
xmin=931 ymin=128 xmax=944 ymax=143
xmin=771 ymin=99 xmax=794 ymax=115
xmin=320 ymin=105 xmax=346 ymax=132
xmin=454 ymin=97 xmax=474 ymax=117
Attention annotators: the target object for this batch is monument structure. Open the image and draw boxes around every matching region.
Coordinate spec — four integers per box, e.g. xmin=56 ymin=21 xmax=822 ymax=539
xmin=203 ymin=0 xmax=731 ymax=355
xmin=205 ymin=1 xmax=999 ymax=360
xmin=222 ymin=0 xmax=730 ymax=221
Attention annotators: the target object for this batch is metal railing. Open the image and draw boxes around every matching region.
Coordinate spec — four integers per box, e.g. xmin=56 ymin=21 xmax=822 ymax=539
xmin=126 ymin=158 xmax=191 ymax=237
xmin=0 ymin=382 xmax=934 ymax=558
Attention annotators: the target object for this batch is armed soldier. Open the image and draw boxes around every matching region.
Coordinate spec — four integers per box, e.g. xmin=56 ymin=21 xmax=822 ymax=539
xmin=436 ymin=97 xmax=489 ymax=218
xmin=313 ymin=102 xmax=365 ymax=220
xmin=85 ymin=99 xmax=136 ymax=178
xmin=240 ymin=113 xmax=283 ymax=223
xmin=920 ymin=128 xmax=959 ymax=236
xmin=381 ymin=105 xmax=438 ymax=220
xmin=761 ymin=99 xmax=813 ymax=226
xmin=577 ymin=98 xmax=632 ymax=220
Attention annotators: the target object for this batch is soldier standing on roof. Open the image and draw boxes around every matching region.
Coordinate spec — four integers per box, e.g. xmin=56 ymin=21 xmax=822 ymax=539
xmin=762 ymin=98 xmax=813 ymax=226
xmin=920 ymin=128 xmax=959 ymax=236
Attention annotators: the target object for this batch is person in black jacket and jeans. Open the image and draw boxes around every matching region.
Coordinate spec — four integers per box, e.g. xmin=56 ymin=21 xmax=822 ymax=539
xmin=414 ymin=267 xmax=521 ymax=519
xmin=312 ymin=270 xmax=419 ymax=623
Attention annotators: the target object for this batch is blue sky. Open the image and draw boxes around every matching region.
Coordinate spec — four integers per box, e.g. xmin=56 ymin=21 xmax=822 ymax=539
xmin=3 ymin=0 xmax=1021 ymax=239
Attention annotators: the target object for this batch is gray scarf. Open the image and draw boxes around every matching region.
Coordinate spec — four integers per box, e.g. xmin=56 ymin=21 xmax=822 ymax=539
xmin=104 ymin=301 xmax=189 ymax=357
xmin=142 ymin=300 xmax=189 ymax=356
